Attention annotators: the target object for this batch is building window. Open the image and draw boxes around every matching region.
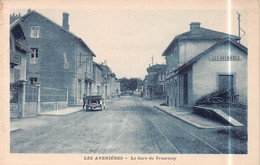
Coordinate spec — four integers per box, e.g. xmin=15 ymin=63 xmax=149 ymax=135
xmin=31 ymin=26 xmax=40 ymax=38
xmin=97 ymin=86 xmax=100 ymax=95
xmin=29 ymin=77 xmax=38 ymax=85
xmin=86 ymin=58 xmax=89 ymax=72
xmin=218 ymin=75 xmax=234 ymax=90
xmin=159 ymin=84 xmax=164 ymax=92
xmin=30 ymin=48 xmax=38 ymax=64
xmin=30 ymin=26 xmax=40 ymax=38
xmin=14 ymin=69 xmax=20 ymax=82
xmin=78 ymin=79 xmax=82 ymax=100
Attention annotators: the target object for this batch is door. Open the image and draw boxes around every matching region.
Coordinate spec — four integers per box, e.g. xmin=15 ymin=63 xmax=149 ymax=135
xmin=218 ymin=75 xmax=234 ymax=90
xmin=78 ymin=79 xmax=82 ymax=103
xmin=183 ymin=73 xmax=188 ymax=105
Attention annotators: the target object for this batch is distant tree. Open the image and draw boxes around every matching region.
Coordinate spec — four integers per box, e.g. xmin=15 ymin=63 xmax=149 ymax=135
xmin=119 ymin=78 xmax=142 ymax=93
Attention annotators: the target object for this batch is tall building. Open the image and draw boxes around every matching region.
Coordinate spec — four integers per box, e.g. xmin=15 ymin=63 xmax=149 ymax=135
xmin=10 ymin=10 xmax=96 ymax=106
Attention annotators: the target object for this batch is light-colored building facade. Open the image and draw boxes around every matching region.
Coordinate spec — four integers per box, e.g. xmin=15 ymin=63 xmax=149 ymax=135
xmin=163 ymin=22 xmax=247 ymax=107
xmin=92 ymin=62 xmax=103 ymax=96
xmin=99 ymin=63 xmax=119 ymax=99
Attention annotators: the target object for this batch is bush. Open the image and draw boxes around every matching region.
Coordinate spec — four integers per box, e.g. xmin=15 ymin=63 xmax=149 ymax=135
xmin=10 ymin=82 xmax=21 ymax=103
xmin=195 ymin=89 xmax=245 ymax=108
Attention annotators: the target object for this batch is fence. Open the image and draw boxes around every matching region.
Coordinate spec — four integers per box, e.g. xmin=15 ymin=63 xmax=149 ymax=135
xmin=25 ymin=85 xmax=38 ymax=102
xmin=41 ymin=87 xmax=67 ymax=102
xmin=10 ymin=80 xmax=68 ymax=118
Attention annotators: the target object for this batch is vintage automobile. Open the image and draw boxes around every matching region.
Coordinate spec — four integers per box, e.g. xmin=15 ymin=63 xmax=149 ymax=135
xmin=84 ymin=95 xmax=105 ymax=111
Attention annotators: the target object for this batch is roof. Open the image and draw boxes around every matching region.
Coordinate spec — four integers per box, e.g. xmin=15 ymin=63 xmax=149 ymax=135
xmin=10 ymin=19 xmax=34 ymax=54
xmin=147 ymin=64 xmax=166 ymax=73
xmin=93 ymin=62 xmax=103 ymax=70
xmin=175 ymin=37 xmax=248 ymax=73
xmin=162 ymin=24 xmax=240 ymax=56
xmin=18 ymin=10 xmax=96 ymax=57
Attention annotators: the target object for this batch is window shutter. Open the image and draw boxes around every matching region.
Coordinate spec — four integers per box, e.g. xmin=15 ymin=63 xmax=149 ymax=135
xmin=30 ymin=26 xmax=34 ymax=37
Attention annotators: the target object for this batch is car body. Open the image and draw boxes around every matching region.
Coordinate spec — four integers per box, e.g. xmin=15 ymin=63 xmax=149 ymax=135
xmin=84 ymin=95 xmax=105 ymax=111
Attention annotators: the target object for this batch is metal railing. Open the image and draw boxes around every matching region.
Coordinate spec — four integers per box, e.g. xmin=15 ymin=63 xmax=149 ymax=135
xmin=40 ymin=87 xmax=67 ymax=102
xmin=25 ymin=85 xmax=38 ymax=102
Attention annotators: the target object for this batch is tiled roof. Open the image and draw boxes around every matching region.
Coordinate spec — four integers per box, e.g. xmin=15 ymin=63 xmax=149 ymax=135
xmin=175 ymin=27 xmax=240 ymax=40
xmin=162 ymin=25 xmax=240 ymax=56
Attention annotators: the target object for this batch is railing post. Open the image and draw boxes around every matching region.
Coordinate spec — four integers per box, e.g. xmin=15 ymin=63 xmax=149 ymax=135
xmin=66 ymin=88 xmax=69 ymax=106
xmin=34 ymin=82 xmax=41 ymax=115
xmin=18 ymin=80 xmax=27 ymax=118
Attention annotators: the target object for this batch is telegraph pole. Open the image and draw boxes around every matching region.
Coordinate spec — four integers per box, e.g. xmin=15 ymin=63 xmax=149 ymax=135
xmin=237 ymin=12 xmax=241 ymax=43
xmin=151 ymin=56 xmax=154 ymax=66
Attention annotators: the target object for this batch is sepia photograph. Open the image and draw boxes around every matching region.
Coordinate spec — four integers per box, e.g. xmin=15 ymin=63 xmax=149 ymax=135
xmin=1 ymin=0 xmax=259 ymax=164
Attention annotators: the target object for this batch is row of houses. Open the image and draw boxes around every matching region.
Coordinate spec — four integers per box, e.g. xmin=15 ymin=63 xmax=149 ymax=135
xmin=142 ymin=64 xmax=166 ymax=99
xmin=10 ymin=10 xmax=120 ymax=117
xmin=143 ymin=22 xmax=248 ymax=108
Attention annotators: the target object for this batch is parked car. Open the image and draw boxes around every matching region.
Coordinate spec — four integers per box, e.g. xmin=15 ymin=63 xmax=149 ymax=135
xmin=84 ymin=95 xmax=105 ymax=111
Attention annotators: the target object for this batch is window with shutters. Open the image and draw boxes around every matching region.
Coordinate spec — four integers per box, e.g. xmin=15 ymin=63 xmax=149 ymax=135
xmin=30 ymin=26 xmax=40 ymax=38
xmin=30 ymin=48 xmax=38 ymax=64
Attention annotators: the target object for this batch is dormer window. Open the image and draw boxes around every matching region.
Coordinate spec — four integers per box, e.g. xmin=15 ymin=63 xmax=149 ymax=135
xmin=30 ymin=26 xmax=40 ymax=38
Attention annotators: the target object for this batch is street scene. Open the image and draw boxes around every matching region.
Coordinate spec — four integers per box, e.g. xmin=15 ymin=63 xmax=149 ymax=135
xmin=11 ymin=96 xmax=247 ymax=154
xmin=10 ymin=9 xmax=247 ymax=154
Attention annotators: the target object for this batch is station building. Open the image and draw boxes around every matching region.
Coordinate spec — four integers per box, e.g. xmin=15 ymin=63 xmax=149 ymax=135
xmin=163 ymin=22 xmax=247 ymax=107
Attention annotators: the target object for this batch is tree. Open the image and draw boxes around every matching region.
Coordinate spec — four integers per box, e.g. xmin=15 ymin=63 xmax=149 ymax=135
xmin=119 ymin=78 xmax=142 ymax=93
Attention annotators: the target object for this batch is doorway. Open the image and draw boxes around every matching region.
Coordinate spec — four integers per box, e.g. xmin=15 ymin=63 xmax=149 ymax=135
xmin=183 ymin=73 xmax=188 ymax=105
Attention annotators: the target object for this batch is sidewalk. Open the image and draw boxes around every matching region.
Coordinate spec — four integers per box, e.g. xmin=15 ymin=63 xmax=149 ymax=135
xmin=10 ymin=106 xmax=83 ymax=132
xmin=39 ymin=106 xmax=83 ymax=116
xmin=141 ymin=99 xmax=231 ymax=129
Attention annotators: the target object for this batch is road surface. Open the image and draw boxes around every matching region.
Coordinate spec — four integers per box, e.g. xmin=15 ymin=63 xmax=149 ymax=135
xmin=10 ymin=96 xmax=247 ymax=154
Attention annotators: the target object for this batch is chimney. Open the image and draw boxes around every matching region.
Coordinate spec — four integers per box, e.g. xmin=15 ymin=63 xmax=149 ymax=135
xmin=190 ymin=22 xmax=201 ymax=34
xmin=62 ymin=12 xmax=69 ymax=31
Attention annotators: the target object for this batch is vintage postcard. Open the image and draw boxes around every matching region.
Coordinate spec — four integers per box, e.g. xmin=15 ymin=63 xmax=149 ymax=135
xmin=0 ymin=0 xmax=259 ymax=164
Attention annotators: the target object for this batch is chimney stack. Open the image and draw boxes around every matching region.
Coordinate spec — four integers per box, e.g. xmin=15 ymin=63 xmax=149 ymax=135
xmin=62 ymin=12 xmax=69 ymax=31
xmin=190 ymin=22 xmax=201 ymax=34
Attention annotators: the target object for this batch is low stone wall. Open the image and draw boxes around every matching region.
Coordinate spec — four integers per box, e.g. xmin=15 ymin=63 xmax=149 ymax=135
xmin=24 ymin=102 xmax=37 ymax=117
xmin=40 ymin=101 xmax=68 ymax=112
xmin=10 ymin=103 xmax=19 ymax=119
xmin=10 ymin=102 xmax=37 ymax=118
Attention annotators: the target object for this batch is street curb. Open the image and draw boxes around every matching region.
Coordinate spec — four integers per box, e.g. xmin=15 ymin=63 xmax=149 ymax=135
xmin=38 ymin=109 xmax=84 ymax=116
xmin=153 ymin=106 xmax=231 ymax=129
xmin=10 ymin=128 xmax=23 ymax=133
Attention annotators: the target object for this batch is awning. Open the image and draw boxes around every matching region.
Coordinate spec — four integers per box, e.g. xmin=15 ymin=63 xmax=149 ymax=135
xmin=15 ymin=41 xmax=34 ymax=54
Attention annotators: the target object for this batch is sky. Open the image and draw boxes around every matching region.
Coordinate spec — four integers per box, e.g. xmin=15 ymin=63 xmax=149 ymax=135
xmin=11 ymin=9 xmax=247 ymax=79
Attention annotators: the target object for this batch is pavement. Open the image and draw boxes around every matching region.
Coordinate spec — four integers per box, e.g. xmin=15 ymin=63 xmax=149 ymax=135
xmin=10 ymin=106 xmax=83 ymax=132
xmin=10 ymin=98 xmax=238 ymax=132
xmin=141 ymin=99 xmax=233 ymax=129
xmin=39 ymin=106 xmax=83 ymax=116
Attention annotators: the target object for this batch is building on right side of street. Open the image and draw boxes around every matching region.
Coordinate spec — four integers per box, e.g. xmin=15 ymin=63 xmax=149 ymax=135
xmin=163 ymin=22 xmax=247 ymax=108
xmin=143 ymin=64 xmax=166 ymax=100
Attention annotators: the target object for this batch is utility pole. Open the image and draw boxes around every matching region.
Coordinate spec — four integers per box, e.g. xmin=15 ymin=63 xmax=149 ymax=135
xmin=151 ymin=56 xmax=154 ymax=66
xmin=237 ymin=11 xmax=241 ymax=43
